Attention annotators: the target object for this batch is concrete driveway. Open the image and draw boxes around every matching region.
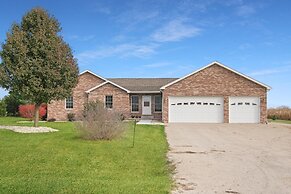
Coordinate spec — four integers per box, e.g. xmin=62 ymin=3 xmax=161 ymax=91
xmin=166 ymin=123 xmax=291 ymax=194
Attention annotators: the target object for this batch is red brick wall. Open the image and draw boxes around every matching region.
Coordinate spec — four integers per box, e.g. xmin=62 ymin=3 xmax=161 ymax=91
xmin=162 ymin=64 xmax=267 ymax=123
xmin=47 ymin=72 xmax=105 ymax=121
xmin=88 ymin=83 xmax=131 ymax=118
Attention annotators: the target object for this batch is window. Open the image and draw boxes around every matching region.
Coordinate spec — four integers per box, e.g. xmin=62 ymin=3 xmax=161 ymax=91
xmin=190 ymin=102 xmax=195 ymax=105
xmin=131 ymin=95 xmax=139 ymax=112
xmin=144 ymin=101 xmax=150 ymax=107
xmin=184 ymin=102 xmax=188 ymax=105
xmin=65 ymin=96 xmax=73 ymax=109
xmin=155 ymin=95 xmax=162 ymax=112
xmin=105 ymin=95 xmax=113 ymax=108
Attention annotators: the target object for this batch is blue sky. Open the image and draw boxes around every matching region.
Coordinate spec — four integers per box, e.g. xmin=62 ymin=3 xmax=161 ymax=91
xmin=0 ymin=0 xmax=290 ymax=107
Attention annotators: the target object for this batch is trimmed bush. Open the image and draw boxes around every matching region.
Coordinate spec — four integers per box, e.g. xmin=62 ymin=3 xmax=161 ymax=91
xmin=0 ymin=100 xmax=7 ymax=117
xmin=76 ymin=101 xmax=124 ymax=140
xmin=67 ymin=113 xmax=75 ymax=121
xmin=19 ymin=104 xmax=47 ymax=119
xmin=47 ymin=118 xmax=56 ymax=122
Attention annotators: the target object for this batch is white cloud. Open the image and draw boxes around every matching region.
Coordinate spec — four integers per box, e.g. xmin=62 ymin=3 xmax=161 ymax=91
xmin=249 ymin=69 xmax=282 ymax=76
xmin=156 ymin=64 xmax=194 ymax=77
xmin=151 ymin=19 xmax=201 ymax=42
xmin=117 ymin=10 xmax=159 ymax=27
xmin=93 ymin=2 xmax=111 ymax=14
xmin=77 ymin=43 xmax=159 ymax=63
xmin=68 ymin=35 xmax=95 ymax=41
xmin=143 ymin=62 xmax=171 ymax=68
xmin=96 ymin=7 xmax=111 ymax=15
xmin=249 ymin=65 xmax=291 ymax=76
xmin=237 ymin=5 xmax=256 ymax=17
xmin=238 ymin=43 xmax=252 ymax=50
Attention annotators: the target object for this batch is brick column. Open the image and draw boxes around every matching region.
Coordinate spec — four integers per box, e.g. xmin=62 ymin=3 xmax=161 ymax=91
xmin=224 ymin=96 xmax=229 ymax=123
xmin=260 ymin=92 xmax=267 ymax=124
xmin=162 ymin=92 xmax=168 ymax=123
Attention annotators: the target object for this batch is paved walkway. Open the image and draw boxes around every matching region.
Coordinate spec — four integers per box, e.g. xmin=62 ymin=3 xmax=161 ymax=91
xmin=136 ymin=120 xmax=164 ymax=125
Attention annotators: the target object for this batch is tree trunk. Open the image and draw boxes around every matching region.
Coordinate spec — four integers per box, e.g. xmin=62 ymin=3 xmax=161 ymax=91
xmin=33 ymin=103 xmax=41 ymax=127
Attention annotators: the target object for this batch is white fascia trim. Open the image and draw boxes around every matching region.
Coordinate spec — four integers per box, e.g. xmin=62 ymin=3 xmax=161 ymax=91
xmin=81 ymin=70 xmax=131 ymax=93
xmin=86 ymin=81 xmax=108 ymax=93
xmin=106 ymin=80 xmax=131 ymax=93
xmin=79 ymin=70 xmax=107 ymax=81
xmin=160 ymin=61 xmax=272 ymax=90
xmin=129 ymin=91 xmax=161 ymax=94
xmin=86 ymin=81 xmax=131 ymax=94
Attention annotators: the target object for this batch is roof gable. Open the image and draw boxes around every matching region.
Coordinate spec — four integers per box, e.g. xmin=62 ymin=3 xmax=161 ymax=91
xmin=79 ymin=70 xmax=107 ymax=81
xmin=80 ymin=70 xmax=130 ymax=93
xmin=86 ymin=81 xmax=130 ymax=93
xmin=161 ymin=61 xmax=271 ymax=90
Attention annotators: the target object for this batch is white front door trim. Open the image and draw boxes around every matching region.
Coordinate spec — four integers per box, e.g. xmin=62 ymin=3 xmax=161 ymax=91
xmin=142 ymin=96 xmax=152 ymax=115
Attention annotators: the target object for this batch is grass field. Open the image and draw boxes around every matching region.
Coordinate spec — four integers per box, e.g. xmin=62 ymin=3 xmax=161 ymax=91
xmin=0 ymin=117 xmax=172 ymax=193
xmin=268 ymin=119 xmax=291 ymax=124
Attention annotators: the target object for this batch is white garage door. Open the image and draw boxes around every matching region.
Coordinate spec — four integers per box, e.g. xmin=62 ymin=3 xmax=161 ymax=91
xmin=169 ymin=96 xmax=224 ymax=123
xmin=229 ymin=96 xmax=260 ymax=123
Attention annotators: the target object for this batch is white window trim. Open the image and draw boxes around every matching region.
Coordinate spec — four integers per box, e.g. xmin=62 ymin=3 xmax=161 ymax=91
xmin=65 ymin=96 xmax=74 ymax=110
xmin=105 ymin=95 xmax=113 ymax=109
xmin=131 ymin=95 xmax=139 ymax=113
xmin=154 ymin=95 xmax=162 ymax=113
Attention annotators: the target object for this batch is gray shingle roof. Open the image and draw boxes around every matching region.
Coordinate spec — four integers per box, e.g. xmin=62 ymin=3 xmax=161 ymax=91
xmin=107 ymin=78 xmax=178 ymax=92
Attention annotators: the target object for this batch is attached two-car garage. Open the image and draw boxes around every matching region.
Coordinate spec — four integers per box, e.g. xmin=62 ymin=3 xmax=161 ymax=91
xmin=162 ymin=62 xmax=270 ymax=124
xmin=168 ymin=96 xmax=261 ymax=123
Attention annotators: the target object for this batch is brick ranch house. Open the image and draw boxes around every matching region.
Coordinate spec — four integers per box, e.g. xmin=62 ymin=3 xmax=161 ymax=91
xmin=47 ymin=61 xmax=271 ymax=123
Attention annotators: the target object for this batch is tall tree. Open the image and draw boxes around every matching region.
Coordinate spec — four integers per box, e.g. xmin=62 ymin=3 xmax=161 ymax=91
xmin=3 ymin=92 xmax=26 ymax=116
xmin=0 ymin=7 xmax=79 ymax=127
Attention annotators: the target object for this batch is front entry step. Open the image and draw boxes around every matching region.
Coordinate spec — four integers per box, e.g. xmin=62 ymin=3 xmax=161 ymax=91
xmin=141 ymin=115 xmax=154 ymax=120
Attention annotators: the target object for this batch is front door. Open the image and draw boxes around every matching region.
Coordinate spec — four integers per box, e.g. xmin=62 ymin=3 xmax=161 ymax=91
xmin=142 ymin=96 xmax=151 ymax=115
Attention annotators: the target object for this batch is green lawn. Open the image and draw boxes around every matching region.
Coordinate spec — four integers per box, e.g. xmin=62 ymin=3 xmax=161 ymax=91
xmin=0 ymin=117 xmax=172 ymax=193
xmin=268 ymin=119 xmax=291 ymax=124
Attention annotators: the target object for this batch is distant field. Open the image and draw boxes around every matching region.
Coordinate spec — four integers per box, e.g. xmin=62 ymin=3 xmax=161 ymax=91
xmin=268 ymin=107 xmax=291 ymax=120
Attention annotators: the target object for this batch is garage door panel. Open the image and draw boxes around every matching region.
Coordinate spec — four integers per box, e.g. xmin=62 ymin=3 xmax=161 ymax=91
xmin=229 ymin=97 xmax=260 ymax=123
xmin=169 ymin=96 xmax=224 ymax=123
